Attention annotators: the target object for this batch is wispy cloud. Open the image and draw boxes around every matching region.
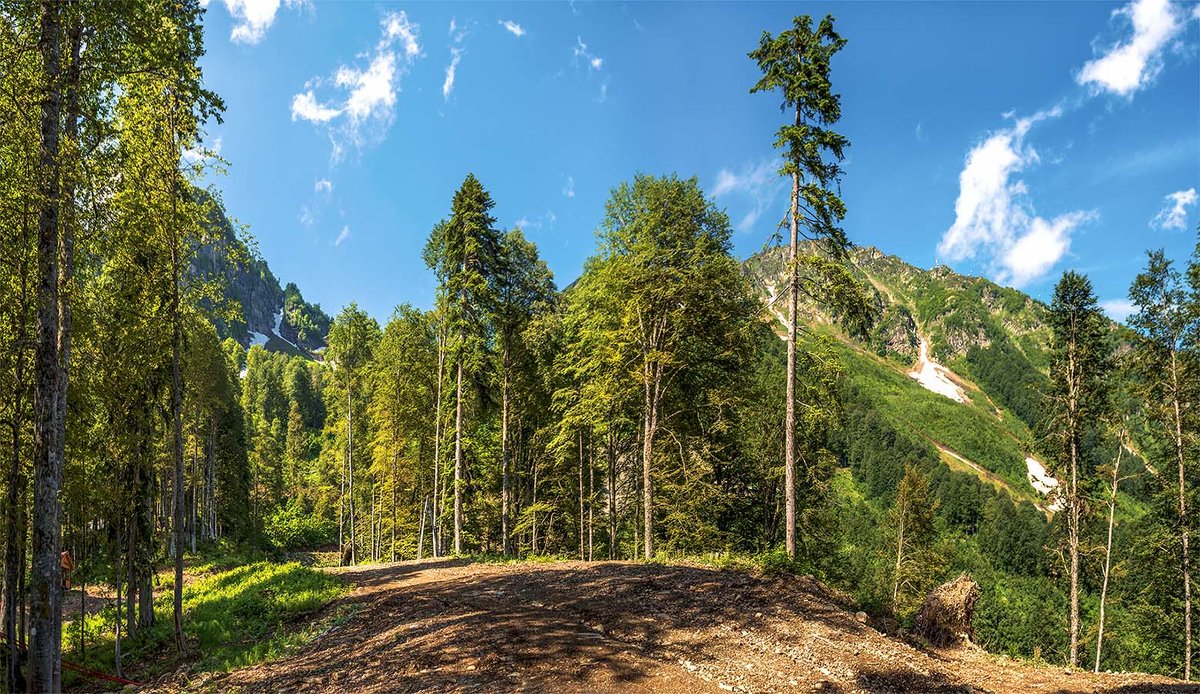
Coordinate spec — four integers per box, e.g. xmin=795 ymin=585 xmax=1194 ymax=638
xmin=1150 ymin=187 xmax=1198 ymax=230
xmin=516 ymin=210 xmax=557 ymax=231
xmin=938 ymin=107 xmax=1097 ymax=287
xmin=1076 ymin=0 xmax=1186 ymax=97
xmin=442 ymin=18 xmax=468 ymax=101
xmin=573 ymin=37 xmax=603 ymax=71
xmin=314 ymin=179 xmax=333 ymax=194
xmin=711 ymin=158 xmax=786 ymax=234
xmin=562 ymin=176 xmax=575 ymax=198
xmin=499 ymin=20 xmax=525 ymax=38
xmin=334 ymin=225 xmax=350 ymax=247
xmin=291 ymin=12 xmax=422 ymax=158
xmin=206 ymin=0 xmax=307 ymax=45
xmin=1100 ymin=298 xmax=1137 ymax=322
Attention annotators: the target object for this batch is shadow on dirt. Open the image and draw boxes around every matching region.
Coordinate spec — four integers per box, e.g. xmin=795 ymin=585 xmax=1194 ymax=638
xmin=226 ymin=559 xmax=870 ymax=692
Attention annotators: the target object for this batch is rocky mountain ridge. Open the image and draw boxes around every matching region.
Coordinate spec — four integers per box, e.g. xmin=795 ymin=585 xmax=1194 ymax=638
xmin=190 ymin=197 xmax=331 ymax=357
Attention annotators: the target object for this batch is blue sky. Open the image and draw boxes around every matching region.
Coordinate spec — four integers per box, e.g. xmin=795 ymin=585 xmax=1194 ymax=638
xmin=196 ymin=0 xmax=1199 ymax=323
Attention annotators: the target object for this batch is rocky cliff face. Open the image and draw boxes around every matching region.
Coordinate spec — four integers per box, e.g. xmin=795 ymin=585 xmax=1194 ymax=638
xmin=189 ymin=197 xmax=330 ymax=356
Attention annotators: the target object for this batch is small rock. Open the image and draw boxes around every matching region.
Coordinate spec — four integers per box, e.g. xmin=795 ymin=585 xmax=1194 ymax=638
xmin=854 ymin=611 xmax=868 ymax=624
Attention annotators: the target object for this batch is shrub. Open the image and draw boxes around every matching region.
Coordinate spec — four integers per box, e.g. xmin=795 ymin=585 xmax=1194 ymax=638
xmin=264 ymin=505 xmax=335 ymax=551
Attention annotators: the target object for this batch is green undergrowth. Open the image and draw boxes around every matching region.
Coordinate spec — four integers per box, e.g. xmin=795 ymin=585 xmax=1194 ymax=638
xmin=62 ymin=555 xmax=344 ymax=688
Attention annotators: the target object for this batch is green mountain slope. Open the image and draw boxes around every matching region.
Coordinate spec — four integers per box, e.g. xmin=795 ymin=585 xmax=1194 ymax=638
xmin=744 ymin=245 xmax=1056 ymax=509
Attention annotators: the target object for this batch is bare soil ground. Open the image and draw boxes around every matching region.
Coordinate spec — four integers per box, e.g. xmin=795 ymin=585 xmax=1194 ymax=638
xmin=210 ymin=559 xmax=1193 ymax=694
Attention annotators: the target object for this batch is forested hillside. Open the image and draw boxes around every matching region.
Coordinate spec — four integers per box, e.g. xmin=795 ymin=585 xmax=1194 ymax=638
xmin=0 ymin=1 xmax=1196 ymax=691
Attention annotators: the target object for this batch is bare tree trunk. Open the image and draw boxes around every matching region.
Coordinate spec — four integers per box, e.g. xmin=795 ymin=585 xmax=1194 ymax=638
xmin=1171 ymin=353 xmax=1192 ymax=681
xmin=169 ymin=116 xmax=187 ymax=654
xmin=607 ymin=431 xmax=617 ymax=560
xmin=892 ymin=496 xmax=906 ymax=608
xmin=29 ymin=0 xmax=64 ymax=686
xmin=432 ymin=330 xmax=444 ymax=558
xmin=579 ymin=429 xmax=585 ymax=560
xmin=391 ymin=454 xmax=398 ymax=563
xmin=348 ymin=386 xmax=356 ymax=565
xmin=501 ymin=359 xmax=510 ymax=557
xmin=1095 ymin=443 xmax=1124 ymax=673
xmin=4 ymin=339 xmax=29 ymax=693
xmin=587 ymin=433 xmax=594 ymax=562
xmin=784 ymin=103 xmax=801 ymax=561
xmin=113 ymin=546 xmax=122 ymax=680
xmin=417 ymin=498 xmax=427 ymax=561
xmin=338 ymin=441 xmax=345 ymax=562
xmin=531 ymin=454 xmax=539 ymax=555
xmin=642 ymin=370 xmax=659 ymax=560
xmin=1067 ymin=340 xmax=1081 ymax=670
xmin=453 ymin=360 xmax=464 ymax=555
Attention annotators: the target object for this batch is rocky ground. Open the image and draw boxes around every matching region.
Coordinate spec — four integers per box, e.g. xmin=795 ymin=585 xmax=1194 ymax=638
xmin=197 ymin=559 xmax=1191 ymax=693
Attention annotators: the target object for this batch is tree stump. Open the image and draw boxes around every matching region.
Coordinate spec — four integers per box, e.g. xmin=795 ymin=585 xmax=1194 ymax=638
xmin=913 ymin=573 xmax=979 ymax=646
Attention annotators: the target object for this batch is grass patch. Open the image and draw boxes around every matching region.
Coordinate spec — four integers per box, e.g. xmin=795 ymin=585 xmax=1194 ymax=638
xmin=63 ymin=558 xmax=344 ymax=687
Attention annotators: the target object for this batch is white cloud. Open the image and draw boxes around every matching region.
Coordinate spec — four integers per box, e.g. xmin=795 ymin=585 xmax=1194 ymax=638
xmin=711 ymin=159 xmax=785 ymax=233
xmin=563 ymin=176 xmax=575 ymax=198
xmin=1100 ymin=298 xmax=1137 ymax=322
xmin=212 ymin=0 xmax=306 ymax=45
xmin=291 ymin=90 xmax=341 ymax=123
xmin=314 ymin=179 xmax=333 ymax=194
xmin=299 ymin=206 xmax=315 ymax=227
xmin=383 ymin=11 xmax=422 ymax=59
xmin=442 ymin=19 xmax=468 ymax=101
xmin=334 ymin=225 xmax=350 ymax=246
xmin=938 ymin=107 xmax=1095 ymax=287
xmin=291 ymin=12 xmax=422 ymax=156
xmin=1150 ymin=187 xmax=1198 ymax=230
xmin=338 ymin=52 xmax=398 ymax=121
xmin=1000 ymin=211 xmax=1096 ymax=287
xmin=1076 ymin=0 xmax=1185 ymax=97
xmin=443 ymin=47 xmax=463 ymax=100
xmin=182 ymin=136 xmax=222 ymax=163
xmin=499 ymin=20 xmax=525 ymax=38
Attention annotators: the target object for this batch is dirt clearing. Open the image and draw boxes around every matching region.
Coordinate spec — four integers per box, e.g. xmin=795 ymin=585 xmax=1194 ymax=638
xmin=210 ymin=559 xmax=1192 ymax=693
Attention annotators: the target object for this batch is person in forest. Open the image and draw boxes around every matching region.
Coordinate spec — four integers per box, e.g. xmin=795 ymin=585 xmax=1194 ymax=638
xmin=60 ymin=551 xmax=74 ymax=590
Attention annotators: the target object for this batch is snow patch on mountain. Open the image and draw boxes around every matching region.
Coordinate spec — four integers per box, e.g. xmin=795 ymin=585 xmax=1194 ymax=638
xmin=1025 ymin=456 xmax=1064 ymax=512
xmin=908 ymin=339 xmax=969 ymax=403
xmin=272 ymin=308 xmax=301 ymax=351
xmin=249 ymin=331 xmax=269 ymax=348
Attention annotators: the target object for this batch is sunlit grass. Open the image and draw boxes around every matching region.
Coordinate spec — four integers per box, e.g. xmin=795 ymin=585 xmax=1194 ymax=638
xmin=62 ymin=557 xmax=344 ymax=687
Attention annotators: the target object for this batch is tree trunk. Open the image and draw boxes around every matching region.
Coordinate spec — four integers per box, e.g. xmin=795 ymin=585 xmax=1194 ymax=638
xmin=642 ymin=372 xmax=659 ymax=560
xmin=348 ymin=385 xmax=356 ymax=565
xmin=1171 ymin=352 xmax=1192 ymax=681
xmin=784 ymin=102 xmax=801 ymax=561
xmin=391 ymin=454 xmax=398 ymax=563
xmin=169 ymin=118 xmax=187 ymax=654
xmin=29 ymin=0 xmax=64 ymax=687
xmin=501 ymin=357 xmax=510 ymax=557
xmin=1067 ymin=340 xmax=1081 ymax=670
xmin=432 ymin=330 xmax=444 ymax=558
xmin=892 ymin=497 xmax=906 ymax=608
xmin=454 ymin=360 xmax=464 ymax=555
xmin=579 ymin=429 xmax=585 ymax=560
xmin=607 ymin=431 xmax=617 ymax=560
xmin=1095 ymin=443 xmax=1123 ymax=673
xmin=587 ymin=433 xmax=594 ymax=562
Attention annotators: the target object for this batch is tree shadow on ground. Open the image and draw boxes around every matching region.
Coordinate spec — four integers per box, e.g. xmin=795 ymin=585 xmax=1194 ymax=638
xmin=222 ymin=559 xmax=872 ymax=692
